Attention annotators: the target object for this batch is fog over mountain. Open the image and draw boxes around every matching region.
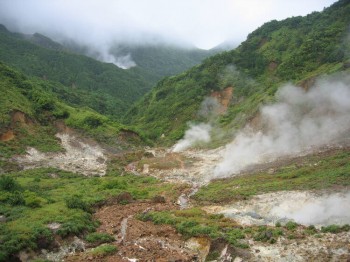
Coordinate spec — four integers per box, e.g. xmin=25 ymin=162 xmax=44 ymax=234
xmin=0 ymin=0 xmax=335 ymax=51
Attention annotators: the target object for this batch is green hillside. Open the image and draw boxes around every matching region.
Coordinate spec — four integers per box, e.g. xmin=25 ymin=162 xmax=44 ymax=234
xmin=125 ymin=0 xmax=350 ymax=144
xmin=0 ymin=25 xmax=213 ymax=120
xmin=0 ymin=62 xmax=141 ymax=159
xmin=109 ymin=44 xmax=215 ymax=79
xmin=0 ymin=25 xmax=156 ymax=119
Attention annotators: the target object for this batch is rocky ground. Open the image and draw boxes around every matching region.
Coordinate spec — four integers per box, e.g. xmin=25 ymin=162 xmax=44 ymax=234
xmin=12 ymin=133 xmax=350 ymax=261
xmin=15 ymin=133 xmax=107 ymax=176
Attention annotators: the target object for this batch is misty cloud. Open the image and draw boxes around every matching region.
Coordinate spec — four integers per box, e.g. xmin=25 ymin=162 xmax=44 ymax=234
xmin=214 ymin=75 xmax=350 ymax=178
xmin=0 ymin=0 xmax=336 ymax=51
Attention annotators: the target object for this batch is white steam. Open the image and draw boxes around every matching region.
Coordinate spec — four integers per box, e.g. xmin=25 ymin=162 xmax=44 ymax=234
xmin=92 ymin=46 xmax=136 ymax=69
xmin=172 ymin=123 xmax=212 ymax=152
xmin=214 ymin=76 xmax=350 ymax=177
xmin=270 ymin=192 xmax=350 ymax=226
xmin=217 ymin=191 xmax=350 ymax=226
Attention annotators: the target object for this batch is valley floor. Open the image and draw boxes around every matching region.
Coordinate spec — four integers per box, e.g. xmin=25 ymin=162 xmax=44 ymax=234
xmin=1 ymin=133 xmax=350 ymax=261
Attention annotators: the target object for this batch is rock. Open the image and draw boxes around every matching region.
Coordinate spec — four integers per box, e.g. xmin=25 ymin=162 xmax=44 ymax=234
xmin=185 ymin=237 xmax=211 ymax=262
xmin=144 ymin=150 xmax=156 ymax=158
xmin=47 ymin=222 xmax=61 ymax=232
xmin=233 ymin=257 xmax=243 ymax=262
xmin=143 ymin=164 xmax=150 ymax=174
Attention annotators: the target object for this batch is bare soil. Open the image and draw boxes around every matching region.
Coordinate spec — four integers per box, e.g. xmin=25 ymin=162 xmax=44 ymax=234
xmin=66 ymin=201 xmax=198 ymax=262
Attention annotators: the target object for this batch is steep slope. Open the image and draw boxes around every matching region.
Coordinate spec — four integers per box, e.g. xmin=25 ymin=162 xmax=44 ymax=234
xmin=125 ymin=0 xmax=350 ymax=144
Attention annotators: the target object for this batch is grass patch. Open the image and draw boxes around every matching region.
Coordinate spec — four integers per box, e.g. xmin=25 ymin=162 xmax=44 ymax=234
xmin=321 ymin=224 xmax=350 ymax=234
xmin=194 ymin=150 xmax=350 ymax=203
xmin=85 ymin=232 xmax=115 ymax=245
xmin=89 ymin=244 xmax=117 ymax=257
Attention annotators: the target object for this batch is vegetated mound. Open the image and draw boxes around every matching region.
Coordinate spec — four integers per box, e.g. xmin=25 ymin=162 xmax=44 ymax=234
xmin=0 ymin=62 xmax=144 ymax=161
xmin=125 ymin=0 xmax=350 ymax=145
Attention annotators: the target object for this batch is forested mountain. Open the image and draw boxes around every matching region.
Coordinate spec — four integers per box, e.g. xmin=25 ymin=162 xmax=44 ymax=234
xmin=125 ymin=0 xmax=350 ymax=143
xmin=0 ymin=25 xmax=212 ymax=119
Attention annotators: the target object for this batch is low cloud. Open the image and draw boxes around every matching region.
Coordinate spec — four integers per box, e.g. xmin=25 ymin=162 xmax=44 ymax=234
xmin=0 ymin=0 xmax=335 ymax=51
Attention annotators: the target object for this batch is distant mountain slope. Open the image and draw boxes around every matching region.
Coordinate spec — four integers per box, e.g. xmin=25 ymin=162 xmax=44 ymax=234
xmin=0 ymin=25 xmax=153 ymax=118
xmin=108 ymin=44 xmax=216 ymax=78
xmin=0 ymin=26 xmax=213 ymax=118
xmin=125 ymin=0 xmax=350 ymax=143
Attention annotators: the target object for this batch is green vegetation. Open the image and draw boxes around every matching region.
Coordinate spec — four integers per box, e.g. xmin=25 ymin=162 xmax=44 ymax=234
xmin=194 ymin=150 xmax=350 ymax=203
xmin=1 ymin=1 xmax=350 ymax=260
xmin=138 ymin=207 xmax=348 ymax=250
xmin=89 ymin=244 xmax=117 ymax=257
xmin=85 ymin=232 xmax=115 ymax=245
xmin=285 ymin=221 xmax=298 ymax=231
xmin=0 ymin=167 xmax=175 ymax=260
xmin=321 ymin=224 xmax=350 ymax=233
xmin=125 ymin=0 xmax=350 ymax=144
xmin=0 ymin=62 xmax=143 ymax=158
xmin=138 ymin=207 xmax=246 ymax=247
xmin=0 ymin=25 xmax=212 ymax=119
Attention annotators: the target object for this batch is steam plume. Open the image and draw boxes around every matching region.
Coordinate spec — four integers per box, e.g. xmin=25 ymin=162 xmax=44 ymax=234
xmin=271 ymin=192 xmax=350 ymax=226
xmin=173 ymin=123 xmax=212 ymax=152
xmin=214 ymin=75 xmax=350 ymax=177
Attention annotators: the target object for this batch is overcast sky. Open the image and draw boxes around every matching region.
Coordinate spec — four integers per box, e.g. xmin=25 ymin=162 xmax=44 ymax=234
xmin=0 ymin=0 xmax=337 ymax=50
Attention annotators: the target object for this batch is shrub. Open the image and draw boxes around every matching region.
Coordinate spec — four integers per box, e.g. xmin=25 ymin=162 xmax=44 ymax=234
xmin=254 ymin=229 xmax=273 ymax=242
xmin=226 ymin=228 xmax=245 ymax=246
xmin=90 ymin=244 xmax=117 ymax=257
xmin=7 ymin=191 xmax=25 ymax=206
xmin=84 ymin=115 xmax=103 ymax=128
xmin=57 ymin=217 xmax=97 ymax=237
xmin=320 ymin=224 xmax=350 ymax=234
xmin=85 ymin=233 xmax=115 ymax=245
xmin=273 ymin=228 xmax=284 ymax=237
xmin=285 ymin=221 xmax=298 ymax=230
xmin=65 ymin=196 xmax=91 ymax=212
xmin=305 ymin=225 xmax=317 ymax=235
xmin=0 ymin=176 xmax=21 ymax=191
xmin=24 ymin=191 xmax=46 ymax=208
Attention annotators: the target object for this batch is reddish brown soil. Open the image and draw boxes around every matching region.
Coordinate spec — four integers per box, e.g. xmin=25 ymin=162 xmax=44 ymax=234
xmin=67 ymin=201 xmax=197 ymax=262
xmin=210 ymin=86 xmax=233 ymax=114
